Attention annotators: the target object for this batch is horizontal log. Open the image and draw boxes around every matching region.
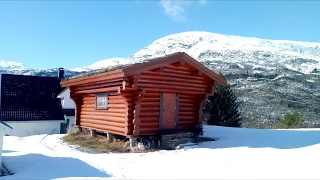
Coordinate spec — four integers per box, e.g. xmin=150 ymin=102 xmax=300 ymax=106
xmin=140 ymin=122 xmax=159 ymax=127
xmin=81 ymin=111 xmax=128 ymax=117
xmin=81 ymin=107 xmax=132 ymax=112
xmin=74 ymin=81 xmax=123 ymax=91
xmin=179 ymin=94 xmax=196 ymax=99
xmin=81 ymin=104 xmax=126 ymax=108
xmin=83 ymin=95 xmax=124 ymax=100
xmin=122 ymin=87 xmax=139 ymax=91
xmin=80 ymin=115 xmax=125 ymax=122
xmin=140 ymin=107 xmax=160 ymax=112
xmin=165 ymin=64 xmax=189 ymax=71
xmin=139 ymin=112 xmax=159 ymax=117
xmin=179 ymin=116 xmax=195 ymax=121
xmin=178 ymin=107 xmax=195 ymax=112
xmin=145 ymin=88 xmax=205 ymax=95
xmin=179 ymin=111 xmax=195 ymax=116
xmin=81 ymin=119 xmax=125 ymax=128
xmin=178 ymin=120 xmax=195 ymax=124
xmin=81 ymin=108 xmax=127 ymax=113
xmin=139 ymin=127 xmax=159 ymax=135
xmin=75 ymin=77 xmax=124 ymax=88
xmin=191 ymin=70 xmax=201 ymax=77
xmin=140 ymin=102 xmax=160 ymax=107
xmin=79 ymin=123 xmax=126 ymax=136
xmin=140 ymin=117 xmax=159 ymax=122
xmin=141 ymin=97 xmax=160 ymax=102
xmin=76 ymin=87 xmax=120 ymax=94
xmin=82 ymin=99 xmax=128 ymax=104
xmin=140 ymin=77 xmax=207 ymax=88
xmin=179 ymin=98 xmax=196 ymax=103
xmin=162 ymin=68 xmax=191 ymax=75
xmin=141 ymin=93 xmax=160 ymax=97
xmin=142 ymin=71 xmax=206 ymax=81
xmin=139 ymin=83 xmax=207 ymax=92
xmin=179 ymin=103 xmax=196 ymax=108
xmin=138 ymin=79 xmax=207 ymax=89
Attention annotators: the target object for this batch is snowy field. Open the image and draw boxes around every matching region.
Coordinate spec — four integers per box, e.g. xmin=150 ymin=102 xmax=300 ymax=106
xmin=2 ymin=125 xmax=320 ymax=180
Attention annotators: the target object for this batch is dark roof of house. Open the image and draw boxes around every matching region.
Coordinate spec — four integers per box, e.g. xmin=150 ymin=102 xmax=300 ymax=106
xmin=61 ymin=52 xmax=227 ymax=87
xmin=0 ymin=74 xmax=65 ymax=121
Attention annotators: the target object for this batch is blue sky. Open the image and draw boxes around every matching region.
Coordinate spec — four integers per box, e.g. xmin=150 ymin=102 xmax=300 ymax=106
xmin=0 ymin=1 xmax=319 ymax=69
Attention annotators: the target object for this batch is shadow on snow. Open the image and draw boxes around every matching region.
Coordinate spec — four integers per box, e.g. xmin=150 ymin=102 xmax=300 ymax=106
xmin=1 ymin=153 xmax=111 ymax=179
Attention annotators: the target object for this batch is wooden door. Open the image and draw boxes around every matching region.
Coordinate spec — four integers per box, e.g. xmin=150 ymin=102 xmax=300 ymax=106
xmin=161 ymin=93 xmax=178 ymax=129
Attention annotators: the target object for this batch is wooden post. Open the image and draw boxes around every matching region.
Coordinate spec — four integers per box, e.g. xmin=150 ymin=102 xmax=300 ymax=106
xmin=106 ymin=132 xmax=114 ymax=142
xmin=129 ymin=136 xmax=137 ymax=148
xmin=90 ymin=129 xmax=96 ymax=137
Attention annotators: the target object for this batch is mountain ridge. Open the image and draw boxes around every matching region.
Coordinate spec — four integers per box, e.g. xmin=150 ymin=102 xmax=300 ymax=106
xmin=0 ymin=31 xmax=319 ymax=128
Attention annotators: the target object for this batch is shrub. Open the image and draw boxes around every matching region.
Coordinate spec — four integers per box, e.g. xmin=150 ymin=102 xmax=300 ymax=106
xmin=279 ymin=111 xmax=304 ymax=129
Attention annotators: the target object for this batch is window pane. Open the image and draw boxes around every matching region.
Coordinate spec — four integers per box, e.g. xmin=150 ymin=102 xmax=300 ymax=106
xmin=96 ymin=95 xmax=108 ymax=108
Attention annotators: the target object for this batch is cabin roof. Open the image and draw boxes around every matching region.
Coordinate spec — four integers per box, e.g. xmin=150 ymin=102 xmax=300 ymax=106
xmin=0 ymin=74 xmax=65 ymax=121
xmin=61 ymin=52 xmax=226 ymax=87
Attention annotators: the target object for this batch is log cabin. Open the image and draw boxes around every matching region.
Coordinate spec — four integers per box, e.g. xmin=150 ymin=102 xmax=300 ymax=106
xmin=60 ymin=52 xmax=226 ymax=141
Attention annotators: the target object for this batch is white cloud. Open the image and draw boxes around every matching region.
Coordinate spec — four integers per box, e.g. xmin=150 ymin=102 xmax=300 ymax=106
xmin=160 ymin=0 xmax=207 ymax=22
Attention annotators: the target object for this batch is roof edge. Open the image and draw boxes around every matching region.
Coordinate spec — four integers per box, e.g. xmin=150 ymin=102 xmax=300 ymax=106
xmin=0 ymin=121 xmax=13 ymax=131
xmin=182 ymin=52 xmax=227 ymax=85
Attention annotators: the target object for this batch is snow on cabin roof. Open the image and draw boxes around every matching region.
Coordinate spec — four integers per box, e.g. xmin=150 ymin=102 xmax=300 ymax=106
xmin=61 ymin=52 xmax=183 ymax=82
xmin=61 ymin=64 xmax=131 ymax=82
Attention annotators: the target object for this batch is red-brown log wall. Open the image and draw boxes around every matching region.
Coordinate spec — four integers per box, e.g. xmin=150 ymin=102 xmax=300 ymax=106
xmin=70 ymin=77 xmax=134 ymax=136
xmin=135 ymin=63 xmax=211 ymax=135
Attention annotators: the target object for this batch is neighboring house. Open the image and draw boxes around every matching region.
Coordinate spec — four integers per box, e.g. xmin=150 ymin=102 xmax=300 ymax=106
xmin=0 ymin=121 xmax=12 ymax=170
xmin=60 ymin=52 xmax=226 ymax=138
xmin=0 ymin=74 xmax=65 ymax=137
xmin=57 ymin=87 xmax=75 ymax=131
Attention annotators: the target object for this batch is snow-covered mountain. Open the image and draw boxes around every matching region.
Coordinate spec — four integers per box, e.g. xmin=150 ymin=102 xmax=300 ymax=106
xmin=0 ymin=31 xmax=319 ymax=127
xmin=76 ymin=31 xmax=320 ymax=74
xmin=70 ymin=58 xmax=129 ymax=72
xmin=0 ymin=59 xmax=28 ymax=71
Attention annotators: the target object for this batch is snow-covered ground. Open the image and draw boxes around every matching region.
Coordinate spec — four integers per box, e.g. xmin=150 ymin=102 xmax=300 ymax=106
xmin=2 ymin=125 xmax=320 ymax=179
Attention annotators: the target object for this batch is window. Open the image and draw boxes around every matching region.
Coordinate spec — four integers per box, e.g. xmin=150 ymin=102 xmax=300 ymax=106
xmin=95 ymin=94 xmax=108 ymax=109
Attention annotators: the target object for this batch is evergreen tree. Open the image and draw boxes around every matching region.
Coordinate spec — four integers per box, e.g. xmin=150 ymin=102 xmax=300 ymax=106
xmin=203 ymin=84 xmax=242 ymax=127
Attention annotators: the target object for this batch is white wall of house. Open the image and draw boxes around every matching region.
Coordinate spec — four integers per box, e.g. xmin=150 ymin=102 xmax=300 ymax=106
xmin=64 ymin=115 xmax=76 ymax=133
xmin=58 ymin=88 xmax=76 ymax=133
xmin=0 ymin=123 xmax=13 ymax=169
xmin=0 ymin=129 xmax=4 ymax=169
xmin=4 ymin=120 xmax=65 ymax=137
xmin=57 ymin=88 xmax=75 ymax=109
